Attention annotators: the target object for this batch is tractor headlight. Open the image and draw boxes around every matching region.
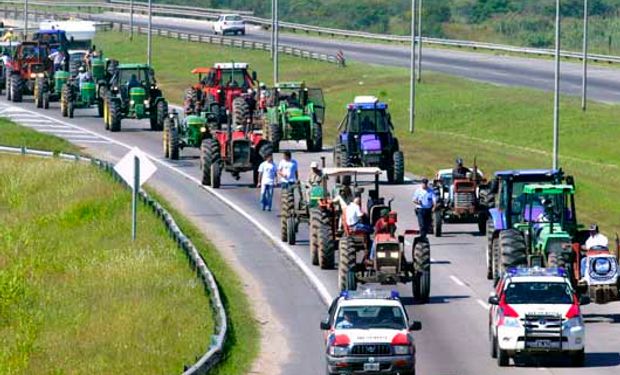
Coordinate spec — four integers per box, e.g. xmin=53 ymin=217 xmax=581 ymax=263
xmin=37 ymin=73 xmax=44 ymax=78
xmin=30 ymin=73 xmax=36 ymax=78
xmin=144 ymin=100 xmax=149 ymax=107
xmin=130 ymin=100 xmax=135 ymax=106
xmin=377 ymin=251 xmax=386 ymax=259
xmin=200 ymin=127 xmax=207 ymax=132
xmin=217 ymin=89 xmax=221 ymax=93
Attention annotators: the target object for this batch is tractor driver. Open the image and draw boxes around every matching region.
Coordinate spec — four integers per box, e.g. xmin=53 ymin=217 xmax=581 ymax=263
xmin=450 ymin=157 xmax=471 ymax=202
xmin=288 ymin=92 xmax=300 ymax=107
xmin=360 ymin=115 xmax=374 ymax=132
xmin=77 ymin=66 xmax=92 ymax=89
xmin=307 ymin=161 xmax=323 ymax=187
xmin=127 ymin=73 xmax=141 ymax=90
xmin=580 ymin=224 xmax=610 ymax=279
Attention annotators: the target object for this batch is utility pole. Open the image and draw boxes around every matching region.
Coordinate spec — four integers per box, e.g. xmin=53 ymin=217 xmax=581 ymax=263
xmin=553 ymin=0 xmax=561 ymax=170
xmin=416 ymin=0 xmax=423 ymax=82
xmin=273 ymin=0 xmax=279 ymax=84
xmin=581 ymin=0 xmax=589 ymax=111
xmin=409 ymin=0 xmax=417 ymax=133
xmin=130 ymin=0 xmax=134 ymax=40
xmin=24 ymin=0 xmax=28 ymax=38
xmin=271 ymin=0 xmax=275 ymax=60
xmin=147 ymin=0 xmax=152 ymax=66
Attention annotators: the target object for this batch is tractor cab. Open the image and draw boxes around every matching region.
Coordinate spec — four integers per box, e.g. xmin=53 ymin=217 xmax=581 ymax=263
xmin=33 ymin=30 xmax=69 ymax=52
xmin=335 ymin=96 xmax=404 ymax=183
xmin=110 ymin=64 xmax=157 ymax=116
xmin=206 ymin=62 xmax=256 ymax=107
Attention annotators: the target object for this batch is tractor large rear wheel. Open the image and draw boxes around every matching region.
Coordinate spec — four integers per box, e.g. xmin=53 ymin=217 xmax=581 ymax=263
xmin=309 ymin=207 xmax=320 ymax=265
xmin=280 ymin=189 xmax=294 ymax=242
xmin=413 ymin=239 xmax=431 ymax=302
xmin=6 ymin=74 xmax=12 ymax=101
xmin=338 ymin=236 xmax=357 ymax=291
xmin=201 ymin=138 xmax=221 ymax=187
xmin=10 ymin=74 xmax=22 ymax=103
xmin=269 ymin=123 xmax=281 ymax=153
xmin=287 ymin=217 xmax=296 ymax=245
xmin=232 ymin=97 xmax=249 ymax=129
xmin=318 ymin=210 xmax=335 ymax=269
xmin=393 ymin=151 xmax=405 ymax=184
xmin=307 ymin=122 xmax=323 ymax=152
xmin=34 ymin=77 xmax=44 ymax=108
xmin=499 ymin=229 xmax=527 ymax=272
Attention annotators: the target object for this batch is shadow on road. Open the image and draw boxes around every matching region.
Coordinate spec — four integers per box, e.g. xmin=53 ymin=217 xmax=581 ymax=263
xmin=583 ymin=313 xmax=620 ymax=324
xmin=401 ymin=294 xmax=469 ymax=306
xmin=515 ymin=352 xmax=620 ymax=368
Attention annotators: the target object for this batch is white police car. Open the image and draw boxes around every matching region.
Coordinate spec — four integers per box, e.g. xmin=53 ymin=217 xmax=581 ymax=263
xmin=320 ymin=289 xmax=421 ymax=375
xmin=488 ymin=267 xmax=589 ymax=367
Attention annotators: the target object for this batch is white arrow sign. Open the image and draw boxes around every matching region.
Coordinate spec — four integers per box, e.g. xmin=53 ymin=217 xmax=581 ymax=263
xmin=114 ymin=147 xmax=157 ymax=189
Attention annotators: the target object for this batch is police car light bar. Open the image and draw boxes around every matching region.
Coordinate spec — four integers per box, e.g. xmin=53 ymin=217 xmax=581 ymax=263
xmin=340 ymin=289 xmax=400 ymax=300
xmin=506 ymin=266 xmax=566 ymax=278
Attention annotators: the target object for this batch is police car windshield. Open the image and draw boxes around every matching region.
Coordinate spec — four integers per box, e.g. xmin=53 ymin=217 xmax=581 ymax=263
xmin=349 ymin=109 xmax=389 ymax=133
xmin=504 ymin=282 xmax=573 ymax=305
xmin=335 ymin=305 xmax=406 ymax=330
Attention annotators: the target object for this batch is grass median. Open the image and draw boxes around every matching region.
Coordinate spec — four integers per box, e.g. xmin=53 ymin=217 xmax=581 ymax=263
xmin=94 ymin=31 xmax=620 ymax=233
xmin=0 ymin=120 xmax=258 ymax=374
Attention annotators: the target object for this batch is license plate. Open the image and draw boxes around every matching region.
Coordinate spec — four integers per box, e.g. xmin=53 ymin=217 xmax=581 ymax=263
xmin=525 ymin=339 xmax=561 ymax=349
xmin=363 ymin=362 xmax=380 ymax=371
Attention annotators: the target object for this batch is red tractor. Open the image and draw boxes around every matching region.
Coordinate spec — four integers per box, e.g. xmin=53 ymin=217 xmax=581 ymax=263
xmin=5 ymin=41 xmax=52 ymax=103
xmin=183 ymin=63 xmax=259 ymax=127
xmin=200 ymin=98 xmax=273 ymax=188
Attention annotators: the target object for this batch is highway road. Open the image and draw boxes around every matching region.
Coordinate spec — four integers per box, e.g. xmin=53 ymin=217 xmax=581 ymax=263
xmin=91 ymin=12 xmax=620 ymax=104
xmin=2 ymin=94 xmax=619 ymax=374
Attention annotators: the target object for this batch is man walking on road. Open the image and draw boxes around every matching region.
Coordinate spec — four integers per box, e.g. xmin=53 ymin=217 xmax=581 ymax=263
xmin=413 ymin=178 xmax=436 ymax=238
xmin=278 ymin=150 xmax=298 ymax=190
xmin=257 ymin=153 xmax=277 ymax=211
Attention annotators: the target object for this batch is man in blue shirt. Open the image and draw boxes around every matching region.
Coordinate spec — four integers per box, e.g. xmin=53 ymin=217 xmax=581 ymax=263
xmin=412 ymin=178 xmax=437 ymax=238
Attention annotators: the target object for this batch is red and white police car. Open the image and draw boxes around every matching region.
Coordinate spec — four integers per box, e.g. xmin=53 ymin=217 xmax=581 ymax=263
xmin=320 ymin=289 xmax=422 ymax=374
xmin=488 ymin=267 xmax=589 ymax=367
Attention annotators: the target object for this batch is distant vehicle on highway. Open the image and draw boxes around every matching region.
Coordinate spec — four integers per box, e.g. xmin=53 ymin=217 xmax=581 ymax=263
xmin=321 ymin=289 xmax=421 ymax=375
xmin=212 ymin=14 xmax=246 ymax=36
xmin=488 ymin=267 xmax=588 ymax=367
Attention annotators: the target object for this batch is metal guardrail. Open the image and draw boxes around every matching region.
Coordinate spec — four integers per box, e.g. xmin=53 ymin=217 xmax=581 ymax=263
xmin=0 ymin=7 xmax=343 ymax=65
xmin=0 ymin=145 xmax=227 ymax=375
xmin=3 ymin=0 xmax=619 ymax=64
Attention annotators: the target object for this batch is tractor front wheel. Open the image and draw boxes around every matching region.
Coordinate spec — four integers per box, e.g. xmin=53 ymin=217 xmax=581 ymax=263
xmin=150 ymin=100 xmax=167 ymax=131
xmin=287 ymin=217 xmax=296 ymax=245
xmin=34 ymin=77 xmax=44 ymax=108
xmin=413 ymin=239 xmax=431 ymax=302
xmin=318 ymin=210 xmax=335 ymax=269
xmin=67 ymin=100 xmax=74 ymax=118
xmin=108 ymin=99 xmax=122 ymax=132
xmin=168 ymin=122 xmax=180 ymax=160
xmin=210 ymin=162 xmax=221 ymax=188
xmin=5 ymin=74 xmax=12 ymax=101
xmin=163 ymin=118 xmax=170 ymax=158
xmin=201 ymin=138 xmax=220 ymax=187
xmin=60 ymin=85 xmax=69 ymax=117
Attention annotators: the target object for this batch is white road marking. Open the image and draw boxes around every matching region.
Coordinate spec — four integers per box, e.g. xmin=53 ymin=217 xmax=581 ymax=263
xmin=23 ymin=124 xmax=69 ymax=129
xmin=37 ymin=129 xmax=91 ymax=134
xmin=0 ymin=104 xmax=334 ymax=305
xmin=449 ymin=275 xmax=466 ymax=287
xmin=477 ymin=299 xmax=489 ymax=310
xmin=69 ymin=139 xmax=110 ymax=144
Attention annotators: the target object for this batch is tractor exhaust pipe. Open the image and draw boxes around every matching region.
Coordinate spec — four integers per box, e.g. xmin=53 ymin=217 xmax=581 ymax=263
xmin=320 ymin=156 xmax=326 ymax=168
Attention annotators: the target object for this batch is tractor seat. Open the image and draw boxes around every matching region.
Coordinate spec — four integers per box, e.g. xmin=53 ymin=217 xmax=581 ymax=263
xmin=341 ymin=206 xmax=368 ymax=237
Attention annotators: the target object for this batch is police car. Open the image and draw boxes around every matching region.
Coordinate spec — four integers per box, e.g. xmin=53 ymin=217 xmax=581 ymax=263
xmin=320 ymin=289 xmax=421 ymax=375
xmin=488 ymin=267 xmax=589 ymax=367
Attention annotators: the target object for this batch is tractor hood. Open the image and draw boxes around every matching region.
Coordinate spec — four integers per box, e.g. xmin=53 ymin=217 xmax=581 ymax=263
xmin=286 ymin=108 xmax=311 ymax=122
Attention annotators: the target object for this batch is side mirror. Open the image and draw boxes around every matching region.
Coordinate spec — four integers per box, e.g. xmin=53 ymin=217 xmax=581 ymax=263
xmin=398 ymin=235 xmax=404 ymax=244
xmin=252 ymin=71 xmax=257 ymax=81
xmin=579 ymin=295 xmax=591 ymax=306
xmin=320 ymin=315 xmax=330 ymax=330
xmin=488 ymin=295 xmax=499 ymax=305
xmin=409 ymin=321 xmax=422 ymax=331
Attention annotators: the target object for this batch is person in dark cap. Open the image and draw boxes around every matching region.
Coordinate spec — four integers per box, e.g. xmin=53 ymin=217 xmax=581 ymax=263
xmin=452 ymin=157 xmax=470 ymax=180
xmin=412 ymin=178 xmax=436 ymax=238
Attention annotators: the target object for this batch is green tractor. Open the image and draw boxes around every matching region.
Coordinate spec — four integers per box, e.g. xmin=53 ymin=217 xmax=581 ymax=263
xmin=102 ymin=63 xmax=168 ymax=132
xmin=263 ymin=82 xmax=325 ymax=153
xmin=162 ymin=112 xmax=211 ymax=160
xmin=499 ymin=184 xmax=578 ymax=274
xmin=60 ymin=55 xmax=108 ymax=118
xmin=35 ymin=68 xmax=70 ymax=110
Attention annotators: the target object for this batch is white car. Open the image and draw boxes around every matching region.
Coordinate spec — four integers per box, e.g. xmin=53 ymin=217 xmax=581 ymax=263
xmin=320 ymin=289 xmax=421 ymax=375
xmin=212 ymin=14 xmax=245 ymax=36
xmin=488 ymin=267 xmax=589 ymax=367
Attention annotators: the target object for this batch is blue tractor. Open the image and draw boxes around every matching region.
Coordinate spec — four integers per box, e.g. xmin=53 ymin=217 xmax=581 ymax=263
xmin=485 ymin=169 xmax=576 ymax=280
xmin=333 ymin=96 xmax=404 ymax=184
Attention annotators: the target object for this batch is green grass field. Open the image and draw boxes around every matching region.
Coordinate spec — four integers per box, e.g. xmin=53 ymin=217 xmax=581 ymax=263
xmin=0 ymin=122 xmax=258 ymax=374
xmin=94 ymin=31 xmax=620 ymax=233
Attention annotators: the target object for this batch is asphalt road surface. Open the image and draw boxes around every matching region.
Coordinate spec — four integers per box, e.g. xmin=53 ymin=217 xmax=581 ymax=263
xmin=2 ymin=94 xmax=619 ymax=374
xmin=92 ymin=12 xmax=620 ymax=104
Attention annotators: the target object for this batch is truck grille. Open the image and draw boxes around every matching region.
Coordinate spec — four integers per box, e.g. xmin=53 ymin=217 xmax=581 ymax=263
xmin=522 ymin=313 xmax=565 ymax=351
xmin=350 ymin=343 xmax=391 ymax=356
xmin=454 ymin=192 xmax=474 ymax=208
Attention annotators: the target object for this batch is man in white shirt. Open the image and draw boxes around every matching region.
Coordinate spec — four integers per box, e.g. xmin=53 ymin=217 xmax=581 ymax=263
xmin=585 ymin=224 xmax=609 ymax=250
xmin=257 ymin=153 xmax=277 ymax=211
xmin=49 ymin=50 xmax=66 ymax=72
xmin=277 ymin=150 xmax=298 ymax=190
xmin=346 ymin=196 xmax=371 ymax=233
xmin=77 ymin=66 xmax=91 ymax=89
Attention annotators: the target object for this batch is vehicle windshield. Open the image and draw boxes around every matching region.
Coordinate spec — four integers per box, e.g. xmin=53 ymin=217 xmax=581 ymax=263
xmin=19 ymin=45 xmax=47 ymax=59
xmin=70 ymin=52 xmax=86 ymax=62
xmin=514 ymin=192 xmax=568 ymax=223
xmin=504 ymin=282 xmax=573 ymax=305
xmin=334 ymin=305 xmax=407 ymax=330
xmin=277 ymin=88 xmax=304 ymax=107
xmin=118 ymin=68 xmax=152 ymax=87
xmin=219 ymin=69 xmax=249 ymax=87
xmin=348 ymin=108 xmax=390 ymax=133
xmin=225 ymin=15 xmax=242 ymax=21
